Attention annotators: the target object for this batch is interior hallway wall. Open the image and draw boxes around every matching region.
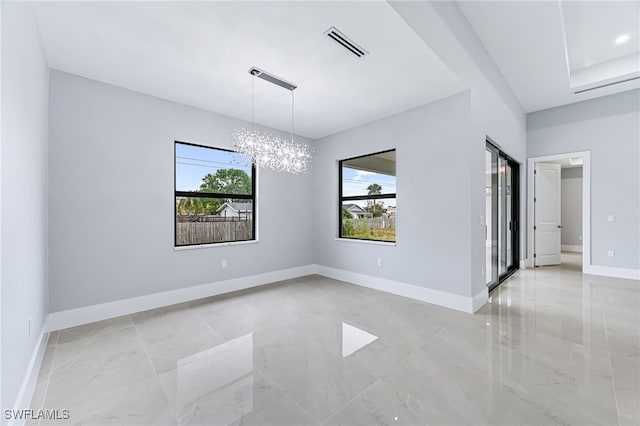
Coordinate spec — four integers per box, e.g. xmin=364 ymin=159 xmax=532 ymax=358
xmin=561 ymin=167 xmax=583 ymax=249
xmin=389 ymin=1 xmax=528 ymax=300
xmin=528 ymin=90 xmax=640 ymax=270
xmin=1 ymin=1 xmax=50 ymax=413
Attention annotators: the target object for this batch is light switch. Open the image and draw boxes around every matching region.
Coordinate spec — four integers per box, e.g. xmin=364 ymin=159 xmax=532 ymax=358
xmin=221 ymin=259 xmax=228 ymax=268
xmin=607 ymin=250 xmax=615 ymax=258
xmin=608 ymin=215 xmax=615 ymax=222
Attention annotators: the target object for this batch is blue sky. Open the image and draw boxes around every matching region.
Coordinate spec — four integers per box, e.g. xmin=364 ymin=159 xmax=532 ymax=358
xmin=342 ymin=167 xmax=396 ymax=208
xmin=175 ymin=143 xmax=251 ymax=192
xmin=342 ymin=167 xmax=396 ymax=196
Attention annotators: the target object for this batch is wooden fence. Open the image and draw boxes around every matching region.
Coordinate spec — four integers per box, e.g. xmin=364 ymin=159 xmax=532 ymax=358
xmin=176 ymin=218 xmax=252 ymax=245
xmin=347 ymin=216 xmax=396 ymax=229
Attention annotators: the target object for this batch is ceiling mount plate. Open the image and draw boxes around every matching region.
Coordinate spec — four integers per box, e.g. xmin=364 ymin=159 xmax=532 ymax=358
xmin=249 ymin=67 xmax=297 ymax=91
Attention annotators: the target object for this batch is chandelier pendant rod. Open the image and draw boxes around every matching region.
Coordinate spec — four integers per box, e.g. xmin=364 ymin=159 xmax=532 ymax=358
xmin=291 ymin=90 xmax=294 ymax=143
xmin=251 ymin=74 xmax=255 ymax=133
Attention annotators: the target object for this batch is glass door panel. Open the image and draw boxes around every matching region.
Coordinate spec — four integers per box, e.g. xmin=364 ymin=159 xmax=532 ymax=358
xmin=506 ymin=162 xmax=513 ymax=269
xmin=485 ymin=148 xmax=498 ymax=287
xmin=499 ymin=156 xmax=507 ymax=276
xmin=486 ymin=140 xmax=519 ymax=292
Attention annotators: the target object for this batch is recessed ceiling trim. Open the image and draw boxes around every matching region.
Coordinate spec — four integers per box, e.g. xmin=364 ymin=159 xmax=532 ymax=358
xmin=573 ymin=75 xmax=640 ymax=94
xmin=560 ymin=1 xmax=640 ymax=95
xmin=324 ymin=26 xmax=369 ymax=58
xmin=557 ymin=1 xmax=574 ymax=86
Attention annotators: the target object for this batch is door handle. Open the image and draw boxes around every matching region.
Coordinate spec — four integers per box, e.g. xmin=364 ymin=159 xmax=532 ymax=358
xmin=557 ymin=225 xmax=563 ymax=228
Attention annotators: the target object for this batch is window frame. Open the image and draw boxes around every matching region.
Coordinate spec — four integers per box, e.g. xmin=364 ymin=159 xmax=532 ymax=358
xmin=174 ymin=141 xmax=256 ymax=247
xmin=338 ymin=148 xmax=396 ymax=243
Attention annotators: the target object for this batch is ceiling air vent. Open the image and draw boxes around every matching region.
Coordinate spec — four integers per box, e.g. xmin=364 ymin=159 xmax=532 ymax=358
xmin=324 ymin=27 xmax=369 ymax=58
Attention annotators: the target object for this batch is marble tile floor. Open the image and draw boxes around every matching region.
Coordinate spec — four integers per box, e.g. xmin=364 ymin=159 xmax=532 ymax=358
xmin=30 ymin=253 xmax=639 ymax=425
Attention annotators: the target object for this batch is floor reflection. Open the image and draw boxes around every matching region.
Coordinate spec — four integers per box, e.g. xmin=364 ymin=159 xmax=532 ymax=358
xmin=175 ymin=333 xmax=254 ymax=424
xmin=342 ymin=322 xmax=378 ymax=358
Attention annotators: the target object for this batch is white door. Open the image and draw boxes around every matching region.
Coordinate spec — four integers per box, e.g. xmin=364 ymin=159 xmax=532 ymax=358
xmin=535 ymin=162 xmax=562 ymax=266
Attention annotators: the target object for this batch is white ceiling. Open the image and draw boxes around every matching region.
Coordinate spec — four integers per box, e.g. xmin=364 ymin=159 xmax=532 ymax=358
xmin=561 ymin=1 xmax=640 ymax=93
xmin=459 ymin=1 xmax=640 ymax=113
xmin=563 ymin=1 xmax=639 ymax=71
xmin=33 ymin=1 xmax=467 ymax=139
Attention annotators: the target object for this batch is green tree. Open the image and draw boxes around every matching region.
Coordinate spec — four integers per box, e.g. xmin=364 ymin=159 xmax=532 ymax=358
xmin=177 ymin=169 xmax=251 ymax=216
xmin=200 ymin=169 xmax=251 ymax=195
xmin=365 ymin=183 xmax=384 ymax=217
xmin=370 ymin=201 xmax=385 ymax=218
xmin=342 ymin=208 xmax=354 ymax=235
xmin=177 ymin=197 xmax=205 ymax=216
xmin=367 ymin=183 xmax=382 ymax=195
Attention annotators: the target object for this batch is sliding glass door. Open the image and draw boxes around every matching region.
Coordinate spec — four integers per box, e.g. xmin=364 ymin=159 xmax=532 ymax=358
xmin=486 ymin=141 xmax=519 ymax=292
xmin=486 ymin=148 xmax=498 ymax=288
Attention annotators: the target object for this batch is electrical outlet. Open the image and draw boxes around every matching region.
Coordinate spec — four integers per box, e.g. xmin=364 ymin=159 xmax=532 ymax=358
xmin=608 ymin=215 xmax=615 ymax=222
xmin=377 ymin=257 xmax=382 ymax=267
xmin=221 ymin=259 xmax=228 ymax=269
xmin=607 ymin=250 xmax=615 ymax=258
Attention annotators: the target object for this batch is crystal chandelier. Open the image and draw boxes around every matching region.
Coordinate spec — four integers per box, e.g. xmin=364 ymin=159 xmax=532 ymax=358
xmin=233 ymin=67 xmax=313 ymax=174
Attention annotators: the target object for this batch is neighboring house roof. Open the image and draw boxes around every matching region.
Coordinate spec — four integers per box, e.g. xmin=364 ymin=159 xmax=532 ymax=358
xmin=344 ymin=203 xmax=366 ymax=213
xmin=344 ymin=203 xmax=373 ymax=218
xmin=216 ymin=202 xmax=253 ymax=213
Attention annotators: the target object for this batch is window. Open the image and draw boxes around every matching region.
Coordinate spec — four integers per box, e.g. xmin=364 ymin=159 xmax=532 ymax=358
xmin=339 ymin=149 xmax=396 ymax=242
xmin=175 ymin=141 xmax=255 ymax=246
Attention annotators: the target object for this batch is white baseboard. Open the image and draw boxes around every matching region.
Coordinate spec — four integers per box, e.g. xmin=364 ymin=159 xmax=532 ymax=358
xmin=562 ymin=244 xmax=583 ymax=253
xmin=10 ymin=328 xmax=49 ymax=426
xmin=47 ymin=262 xmax=490 ymax=332
xmin=314 ymin=264 xmax=483 ymax=313
xmin=47 ymin=265 xmax=316 ymax=331
xmin=520 ymin=258 xmax=534 ymax=269
xmin=472 ymin=287 xmax=489 ymax=312
xmin=584 ymin=265 xmax=640 ymax=280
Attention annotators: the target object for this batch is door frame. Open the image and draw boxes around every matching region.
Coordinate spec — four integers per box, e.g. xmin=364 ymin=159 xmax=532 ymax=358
xmin=527 ymin=151 xmax=591 ymax=272
xmin=486 ymin=140 xmax=520 ymax=292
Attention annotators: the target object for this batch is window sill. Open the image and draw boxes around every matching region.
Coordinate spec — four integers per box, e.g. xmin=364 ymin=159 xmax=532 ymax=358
xmin=174 ymin=240 xmax=258 ymax=251
xmin=334 ymin=238 xmax=397 ymax=247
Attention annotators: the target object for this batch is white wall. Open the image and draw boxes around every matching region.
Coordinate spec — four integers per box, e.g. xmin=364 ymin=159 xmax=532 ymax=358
xmin=528 ymin=90 xmax=640 ymax=270
xmin=561 ymin=167 xmax=583 ymax=248
xmin=48 ymin=71 xmax=314 ymax=312
xmin=1 ymin=1 xmax=50 ymax=413
xmin=313 ymin=92 xmax=473 ymax=297
xmin=389 ymin=1 xmax=527 ymax=299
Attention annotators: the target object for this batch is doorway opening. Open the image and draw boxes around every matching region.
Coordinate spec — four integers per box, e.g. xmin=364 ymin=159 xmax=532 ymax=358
xmin=485 ymin=140 xmax=520 ymax=292
xmin=527 ymin=151 xmax=591 ymax=273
